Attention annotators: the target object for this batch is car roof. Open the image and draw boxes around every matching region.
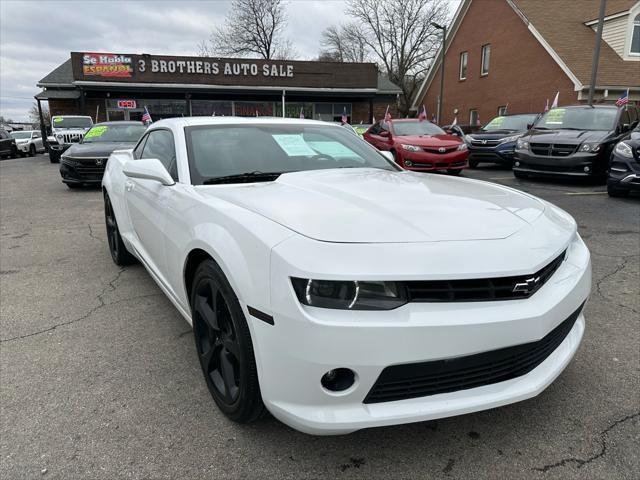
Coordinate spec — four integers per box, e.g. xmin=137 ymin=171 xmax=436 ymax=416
xmin=93 ymin=121 xmax=145 ymax=126
xmin=150 ymin=116 xmax=341 ymax=128
xmin=554 ymin=105 xmax=618 ymax=110
xmin=51 ymin=115 xmax=92 ymax=118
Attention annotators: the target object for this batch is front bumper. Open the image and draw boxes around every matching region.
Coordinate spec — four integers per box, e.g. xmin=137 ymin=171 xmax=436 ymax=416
xmin=468 ymin=143 xmax=515 ymax=164
xmin=256 ymin=232 xmax=591 ymax=435
xmin=399 ymin=149 xmax=468 ymax=171
xmin=514 ymin=149 xmax=605 ymax=177
xmin=16 ymin=143 xmax=30 ymax=153
xmin=60 ymin=158 xmax=106 ymax=184
xmin=48 ymin=143 xmax=70 ymax=154
xmin=607 ymin=152 xmax=640 ymax=191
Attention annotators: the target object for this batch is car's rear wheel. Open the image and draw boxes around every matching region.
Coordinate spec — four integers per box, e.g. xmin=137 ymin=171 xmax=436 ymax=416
xmin=514 ymin=170 xmax=528 ymax=179
xmin=469 ymin=159 xmax=479 ymax=168
xmin=447 ymin=169 xmax=462 ymax=176
xmin=191 ymin=260 xmax=265 ymax=423
xmin=104 ymin=193 xmax=137 ymax=265
xmin=10 ymin=146 xmax=17 ymax=159
xmin=607 ymin=183 xmax=630 ymax=198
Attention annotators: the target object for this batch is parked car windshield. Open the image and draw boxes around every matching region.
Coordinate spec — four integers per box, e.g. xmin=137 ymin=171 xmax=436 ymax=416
xmin=52 ymin=117 xmax=93 ymax=129
xmin=186 ymin=123 xmax=398 ymax=185
xmin=391 ymin=121 xmax=445 ymax=136
xmin=481 ymin=114 xmax=538 ymax=132
xmin=82 ymin=124 xmax=147 ymax=143
xmin=535 ymin=108 xmax=617 ymax=131
xmin=10 ymin=131 xmax=32 ymax=139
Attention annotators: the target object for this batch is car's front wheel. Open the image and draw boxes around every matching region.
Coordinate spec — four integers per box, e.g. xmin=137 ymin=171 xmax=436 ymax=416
xmin=29 ymin=144 xmax=36 ymax=157
xmin=607 ymin=183 xmax=629 ymax=198
xmin=49 ymin=151 xmax=60 ymax=163
xmin=514 ymin=170 xmax=528 ymax=179
xmin=104 ymin=193 xmax=137 ymax=265
xmin=191 ymin=259 xmax=265 ymax=423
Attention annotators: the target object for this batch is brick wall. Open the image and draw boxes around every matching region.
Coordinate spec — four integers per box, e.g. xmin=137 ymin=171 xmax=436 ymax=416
xmin=418 ymin=0 xmax=576 ymax=126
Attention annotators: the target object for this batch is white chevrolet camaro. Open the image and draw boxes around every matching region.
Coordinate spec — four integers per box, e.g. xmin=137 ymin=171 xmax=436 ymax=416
xmin=102 ymin=117 xmax=591 ymax=435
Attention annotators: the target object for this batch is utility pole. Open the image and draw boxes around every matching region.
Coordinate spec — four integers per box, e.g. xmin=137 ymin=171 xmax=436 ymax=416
xmin=432 ymin=22 xmax=446 ymax=124
xmin=588 ymin=0 xmax=606 ymax=105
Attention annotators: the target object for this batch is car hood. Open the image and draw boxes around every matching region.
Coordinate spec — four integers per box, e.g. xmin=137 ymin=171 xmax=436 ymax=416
xmin=198 ymin=168 xmax=546 ymax=243
xmin=524 ymin=129 xmax=612 ymax=144
xmin=470 ymin=130 xmax=524 ymax=140
xmin=64 ymin=141 xmax=137 ymax=157
xmin=394 ymin=134 xmax=461 ymax=147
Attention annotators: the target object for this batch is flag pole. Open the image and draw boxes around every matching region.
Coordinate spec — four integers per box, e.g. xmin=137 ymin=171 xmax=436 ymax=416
xmin=588 ymin=0 xmax=607 ymax=105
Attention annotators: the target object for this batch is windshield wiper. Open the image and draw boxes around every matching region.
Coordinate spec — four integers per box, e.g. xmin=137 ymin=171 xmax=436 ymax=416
xmin=202 ymin=171 xmax=287 ymax=185
xmin=556 ymin=127 xmax=583 ymax=130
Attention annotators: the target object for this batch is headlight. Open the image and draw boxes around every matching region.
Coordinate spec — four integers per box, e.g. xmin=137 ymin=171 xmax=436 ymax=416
xmin=614 ymin=142 xmax=632 ymax=158
xmin=291 ymin=278 xmax=407 ymax=310
xmin=465 ymin=135 xmax=475 ymax=142
xmin=457 ymin=143 xmax=467 ymax=151
xmin=580 ymin=143 xmax=601 ymax=152
xmin=401 ymin=144 xmax=421 ymax=152
xmin=516 ymin=138 xmax=529 ymax=149
xmin=499 ymin=134 xmax=521 ymax=144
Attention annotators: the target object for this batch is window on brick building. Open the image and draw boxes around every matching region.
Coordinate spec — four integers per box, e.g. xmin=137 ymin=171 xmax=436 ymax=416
xmin=459 ymin=52 xmax=468 ymax=80
xmin=481 ymin=44 xmax=491 ymax=76
xmin=469 ymin=109 xmax=479 ymax=126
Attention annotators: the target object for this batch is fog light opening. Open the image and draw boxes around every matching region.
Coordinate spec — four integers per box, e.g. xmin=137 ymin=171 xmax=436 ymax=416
xmin=514 ymin=161 xmax=520 ymax=167
xmin=584 ymin=166 xmax=590 ymax=173
xmin=321 ymin=368 xmax=355 ymax=392
xmin=404 ymin=160 xmax=413 ymax=167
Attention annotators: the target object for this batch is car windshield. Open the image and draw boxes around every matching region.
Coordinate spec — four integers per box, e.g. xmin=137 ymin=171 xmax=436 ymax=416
xmin=52 ymin=117 xmax=93 ymax=129
xmin=481 ymin=114 xmax=537 ymax=131
xmin=391 ymin=121 xmax=445 ymax=136
xmin=186 ymin=123 xmax=398 ymax=185
xmin=535 ymin=108 xmax=617 ymax=131
xmin=82 ymin=124 xmax=146 ymax=143
xmin=10 ymin=132 xmax=31 ymax=139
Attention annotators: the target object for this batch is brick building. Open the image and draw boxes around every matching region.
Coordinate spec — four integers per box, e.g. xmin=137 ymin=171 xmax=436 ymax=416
xmin=35 ymin=52 xmax=401 ymax=126
xmin=412 ymin=0 xmax=640 ymax=126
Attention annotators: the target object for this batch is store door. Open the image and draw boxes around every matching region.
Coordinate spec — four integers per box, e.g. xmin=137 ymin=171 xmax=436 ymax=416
xmin=107 ymin=109 xmax=144 ymax=121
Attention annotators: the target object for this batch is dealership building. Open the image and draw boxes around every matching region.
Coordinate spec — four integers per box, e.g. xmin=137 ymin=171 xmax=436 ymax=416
xmin=35 ymin=52 xmax=402 ymax=126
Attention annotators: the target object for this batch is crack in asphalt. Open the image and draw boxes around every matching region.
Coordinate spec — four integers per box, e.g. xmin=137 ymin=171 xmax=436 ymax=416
xmin=534 ymin=412 xmax=640 ymax=473
xmin=0 ymin=268 xmax=161 ymax=343
xmin=87 ymin=223 xmax=104 ymax=243
xmin=594 ymin=255 xmax=639 ymax=315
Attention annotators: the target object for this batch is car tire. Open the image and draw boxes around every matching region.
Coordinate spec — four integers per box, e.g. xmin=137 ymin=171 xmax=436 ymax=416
xmin=469 ymin=159 xmax=479 ymax=168
xmin=104 ymin=193 xmax=137 ymax=266
xmin=49 ymin=152 xmax=60 ymax=164
xmin=514 ymin=170 xmax=528 ymax=179
xmin=607 ymin=183 xmax=629 ymax=198
xmin=10 ymin=146 xmax=17 ymax=159
xmin=447 ymin=169 xmax=462 ymax=176
xmin=66 ymin=183 xmax=81 ymax=189
xmin=191 ymin=259 xmax=265 ymax=424
xmin=29 ymin=145 xmax=35 ymax=157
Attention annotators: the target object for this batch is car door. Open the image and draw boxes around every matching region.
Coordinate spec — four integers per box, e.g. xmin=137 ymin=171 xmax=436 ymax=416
xmin=32 ymin=132 xmax=43 ymax=151
xmin=124 ymin=128 xmax=178 ymax=277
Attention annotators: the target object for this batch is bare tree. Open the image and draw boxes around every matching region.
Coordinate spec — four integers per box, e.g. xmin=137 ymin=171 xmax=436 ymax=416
xmin=346 ymin=0 xmax=451 ymax=113
xmin=199 ymin=0 xmax=294 ymax=59
xmin=320 ymin=24 xmax=370 ymax=63
xmin=28 ymin=103 xmax=50 ymax=128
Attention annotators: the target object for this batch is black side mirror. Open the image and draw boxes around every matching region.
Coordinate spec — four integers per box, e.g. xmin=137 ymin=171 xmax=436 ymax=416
xmin=526 ymin=123 xmax=533 ymax=130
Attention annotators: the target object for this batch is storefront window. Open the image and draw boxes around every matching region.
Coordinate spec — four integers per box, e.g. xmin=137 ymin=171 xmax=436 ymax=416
xmin=282 ymin=103 xmax=313 ymax=119
xmin=314 ymin=103 xmax=352 ymax=122
xmin=234 ymin=101 xmax=275 ymax=117
xmin=191 ymin=100 xmax=233 ymax=116
xmin=142 ymin=99 xmax=187 ymax=120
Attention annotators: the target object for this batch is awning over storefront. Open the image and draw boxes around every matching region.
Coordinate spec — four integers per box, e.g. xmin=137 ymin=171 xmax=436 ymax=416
xmin=35 ymin=89 xmax=81 ymax=100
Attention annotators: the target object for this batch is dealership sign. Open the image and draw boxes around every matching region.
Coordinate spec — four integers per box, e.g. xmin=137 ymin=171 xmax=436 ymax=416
xmin=82 ymin=53 xmax=133 ymax=77
xmin=71 ymin=52 xmax=378 ymax=90
xmin=116 ymin=100 xmax=137 ymax=109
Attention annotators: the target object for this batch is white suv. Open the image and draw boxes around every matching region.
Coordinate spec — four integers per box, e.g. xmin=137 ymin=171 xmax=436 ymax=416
xmin=47 ymin=116 xmax=93 ymax=163
xmin=10 ymin=130 xmax=45 ymax=157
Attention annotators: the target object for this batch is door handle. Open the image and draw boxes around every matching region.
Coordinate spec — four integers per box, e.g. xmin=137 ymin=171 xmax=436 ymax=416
xmin=125 ymin=180 xmax=135 ymax=192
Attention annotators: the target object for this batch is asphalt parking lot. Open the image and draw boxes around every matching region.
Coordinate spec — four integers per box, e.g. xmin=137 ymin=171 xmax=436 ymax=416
xmin=1 ymin=154 xmax=638 ymax=480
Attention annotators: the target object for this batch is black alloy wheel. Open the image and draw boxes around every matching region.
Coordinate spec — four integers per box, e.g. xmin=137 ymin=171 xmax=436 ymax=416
xmin=104 ymin=193 xmax=136 ymax=265
xmin=191 ymin=260 xmax=264 ymax=423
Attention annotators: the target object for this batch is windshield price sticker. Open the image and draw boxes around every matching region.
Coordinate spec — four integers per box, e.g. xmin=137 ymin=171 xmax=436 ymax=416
xmin=546 ymin=108 xmax=565 ymax=124
xmin=308 ymin=141 xmax=358 ymax=158
xmin=84 ymin=126 xmax=108 ymax=139
xmin=487 ymin=116 xmax=504 ymax=128
xmin=53 ymin=118 xmax=63 ymax=123
xmin=272 ymin=135 xmax=317 ymax=157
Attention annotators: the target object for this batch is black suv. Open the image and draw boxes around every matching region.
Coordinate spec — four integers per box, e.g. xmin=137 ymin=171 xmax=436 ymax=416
xmin=513 ymin=105 xmax=639 ymax=181
xmin=0 ymin=129 xmax=17 ymax=159
xmin=607 ymin=123 xmax=640 ymax=197
xmin=466 ymin=113 xmax=540 ymax=168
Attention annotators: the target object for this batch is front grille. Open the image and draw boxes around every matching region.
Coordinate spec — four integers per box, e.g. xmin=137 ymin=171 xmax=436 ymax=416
xmin=423 ymin=146 xmax=458 ymax=154
xmin=64 ymin=157 xmax=108 ymax=179
xmin=404 ymin=250 xmax=565 ymax=302
xmin=364 ymin=302 xmax=584 ymax=404
xmin=530 ymin=143 xmax=578 ymax=157
xmin=59 ymin=133 xmax=84 ymax=144
xmin=471 ymin=139 xmax=500 ymax=147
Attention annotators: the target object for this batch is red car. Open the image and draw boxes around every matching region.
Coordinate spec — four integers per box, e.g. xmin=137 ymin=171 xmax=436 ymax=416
xmin=363 ymin=119 xmax=468 ymax=175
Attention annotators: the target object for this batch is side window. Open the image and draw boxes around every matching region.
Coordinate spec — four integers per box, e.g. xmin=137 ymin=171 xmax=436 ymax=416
xmin=381 ymin=122 xmax=390 ymax=133
xmin=133 ymin=134 xmax=148 ymax=159
xmin=33 ymin=132 xmax=40 ymax=138
xmin=619 ymin=109 xmax=631 ymax=127
xmin=141 ymin=129 xmax=178 ymax=180
xmin=369 ymin=122 xmax=381 ymax=135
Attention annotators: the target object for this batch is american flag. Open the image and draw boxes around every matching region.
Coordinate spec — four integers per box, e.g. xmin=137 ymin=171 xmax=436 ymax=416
xmin=141 ymin=106 xmax=152 ymax=125
xmin=615 ymin=89 xmax=629 ymax=107
xmin=299 ymin=107 xmax=305 ymax=119
xmin=341 ymin=107 xmax=348 ymax=124
xmin=384 ymin=105 xmax=391 ymax=122
xmin=418 ymin=105 xmax=427 ymax=121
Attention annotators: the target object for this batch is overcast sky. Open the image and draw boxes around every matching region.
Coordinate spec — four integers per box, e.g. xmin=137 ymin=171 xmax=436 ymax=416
xmin=0 ymin=0 xmax=356 ymax=121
